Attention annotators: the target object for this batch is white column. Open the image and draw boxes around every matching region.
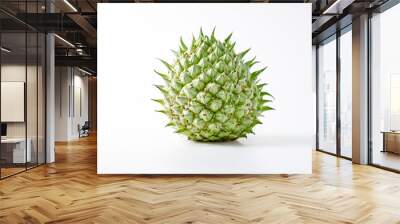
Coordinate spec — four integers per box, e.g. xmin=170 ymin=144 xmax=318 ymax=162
xmin=312 ymin=45 xmax=317 ymax=149
xmin=45 ymin=0 xmax=56 ymax=163
xmin=55 ymin=67 xmax=74 ymax=141
xmin=46 ymin=33 xmax=55 ymax=163
xmin=352 ymin=14 xmax=369 ymax=164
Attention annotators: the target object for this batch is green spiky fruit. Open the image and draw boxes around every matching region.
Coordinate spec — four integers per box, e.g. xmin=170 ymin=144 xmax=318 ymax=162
xmin=153 ymin=29 xmax=273 ymax=142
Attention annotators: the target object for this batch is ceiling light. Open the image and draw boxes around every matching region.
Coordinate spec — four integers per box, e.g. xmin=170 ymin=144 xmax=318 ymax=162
xmin=63 ymin=0 xmax=78 ymax=12
xmin=78 ymin=67 xmax=93 ymax=76
xmin=322 ymin=0 xmax=354 ymax=15
xmin=54 ymin=34 xmax=75 ymax=48
xmin=76 ymin=48 xmax=85 ymax=55
xmin=323 ymin=0 xmax=341 ymax=14
xmin=1 ymin=47 xmax=11 ymax=53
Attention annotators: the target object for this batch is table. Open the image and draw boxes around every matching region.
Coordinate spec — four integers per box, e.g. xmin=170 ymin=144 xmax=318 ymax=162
xmin=1 ymin=138 xmax=31 ymax=164
xmin=382 ymin=131 xmax=400 ymax=154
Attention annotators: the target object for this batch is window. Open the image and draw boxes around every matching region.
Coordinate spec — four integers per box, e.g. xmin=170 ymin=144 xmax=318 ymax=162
xmin=318 ymin=36 xmax=337 ymax=154
xmin=339 ymin=28 xmax=352 ymax=158
xmin=317 ymin=25 xmax=353 ymax=159
xmin=0 ymin=2 xmax=47 ymax=179
xmin=370 ymin=3 xmax=400 ymax=171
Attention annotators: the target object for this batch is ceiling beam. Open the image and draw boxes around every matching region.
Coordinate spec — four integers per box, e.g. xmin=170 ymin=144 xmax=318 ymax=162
xmin=312 ymin=15 xmax=335 ymax=33
xmin=67 ymin=14 xmax=97 ymax=47
xmin=55 ymin=55 xmax=96 ymax=69
xmin=322 ymin=0 xmax=355 ymax=14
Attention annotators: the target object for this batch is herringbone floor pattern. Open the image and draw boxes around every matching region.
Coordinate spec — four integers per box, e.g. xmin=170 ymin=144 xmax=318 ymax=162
xmin=1 ymin=134 xmax=400 ymax=223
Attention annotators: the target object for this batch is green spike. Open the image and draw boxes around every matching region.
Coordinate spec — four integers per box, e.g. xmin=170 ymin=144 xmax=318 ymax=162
xmin=179 ymin=46 xmax=184 ymax=54
xmin=191 ymin=34 xmax=196 ymax=50
xmin=229 ymin=42 xmax=236 ymax=50
xmin=154 ymin=84 xmax=167 ymax=94
xmin=239 ymin=48 xmax=251 ymax=58
xmin=260 ymin=106 xmax=274 ymax=111
xmin=254 ymin=119 xmax=263 ymax=125
xmin=199 ymin=27 xmax=204 ymax=37
xmin=157 ymin=58 xmax=174 ymax=71
xmin=257 ymin=83 xmax=268 ymax=89
xmin=154 ymin=70 xmax=169 ymax=82
xmin=249 ymin=61 xmax=259 ymax=68
xmin=261 ymin=91 xmax=274 ymax=99
xmin=251 ymin=67 xmax=267 ymax=81
xmin=156 ymin=110 xmax=167 ymax=114
xmin=211 ymin=27 xmax=216 ymax=39
xmin=180 ymin=37 xmax=187 ymax=51
xmin=177 ymin=61 xmax=184 ymax=72
xmin=245 ymin=57 xmax=259 ymax=68
xmin=259 ymin=99 xmax=273 ymax=104
xmin=165 ymin=122 xmax=175 ymax=127
xmin=151 ymin=98 xmax=164 ymax=105
xmin=171 ymin=49 xmax=179 ymax=56
xmin=224 ymin=32 xmax=233 ymax=43
xmin=246 ymin=56 xmax=256 ymax=64
xmin=175 ymin=128 xmax=186 ymax=133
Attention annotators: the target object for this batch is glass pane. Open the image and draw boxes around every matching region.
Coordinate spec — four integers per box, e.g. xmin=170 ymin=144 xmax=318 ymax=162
xmin=1 ymin=32 xmax=27 ymax=177
xmin=371 ymin=4 xmax=400 ymax=171
xmin=38 ymin=33 xmax=45 ymax=165
xmin=27 ymin=31 xmax=38 ymax=169
xmin=318 ymin=37 xmax=337 ymax=154
xmin=340 ymin=29 xmax=352 ymax=158
xmin=0 ymin=1 xmax=46 ymax=178
xmin=26 ymin=0 xmax=38 ymax=169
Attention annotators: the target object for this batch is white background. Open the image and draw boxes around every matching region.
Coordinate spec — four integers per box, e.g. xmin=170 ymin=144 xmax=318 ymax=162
xmin=98 ymin=3 xmax=313 ymax=174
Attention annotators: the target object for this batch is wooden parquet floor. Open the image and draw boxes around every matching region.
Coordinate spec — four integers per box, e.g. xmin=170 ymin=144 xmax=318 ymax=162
xmin=1 ymin=134 xmax=400 ymax=224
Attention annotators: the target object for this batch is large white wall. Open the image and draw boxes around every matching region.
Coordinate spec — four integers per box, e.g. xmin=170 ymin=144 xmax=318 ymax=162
xmin=55 ymin=67 xmax=89 ymax=141
xmin=98 ymin=4 xmax=313 ymax=174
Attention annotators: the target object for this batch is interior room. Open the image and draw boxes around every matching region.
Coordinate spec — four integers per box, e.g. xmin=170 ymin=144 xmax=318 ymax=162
xmin=0 ymin=0 xmax=400 ymax=223
xmin=54 ymin=66 xmax=91 ymax=141
xmin=0 ymin=25 xmax=46 ymax=178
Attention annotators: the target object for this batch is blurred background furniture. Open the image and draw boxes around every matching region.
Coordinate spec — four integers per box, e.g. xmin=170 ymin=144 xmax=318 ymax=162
xmin=79 ymin=121 xmax=90 ymax=138
xmin=382 ymin=131 xmax=400 ymax=154
xmin=0 ymin=138 xmax=32 ymax=165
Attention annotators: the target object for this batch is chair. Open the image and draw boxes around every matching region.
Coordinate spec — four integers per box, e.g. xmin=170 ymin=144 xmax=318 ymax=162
xmin=79 ymin=121 xmax=90 ymax=138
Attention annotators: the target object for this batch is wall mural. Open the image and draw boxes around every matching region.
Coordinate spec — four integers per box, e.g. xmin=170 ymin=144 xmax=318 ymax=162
xmin=98 ymin=4 xmax=312 ymax=174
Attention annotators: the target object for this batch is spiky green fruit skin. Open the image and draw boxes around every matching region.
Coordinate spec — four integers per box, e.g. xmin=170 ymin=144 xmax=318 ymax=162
xmin=154 ymin=29 xmax=273 ymax=142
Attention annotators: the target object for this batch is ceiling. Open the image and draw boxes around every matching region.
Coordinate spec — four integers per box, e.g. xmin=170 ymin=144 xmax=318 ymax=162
xmin=0 ymin=0 xmax=394 ymax=74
